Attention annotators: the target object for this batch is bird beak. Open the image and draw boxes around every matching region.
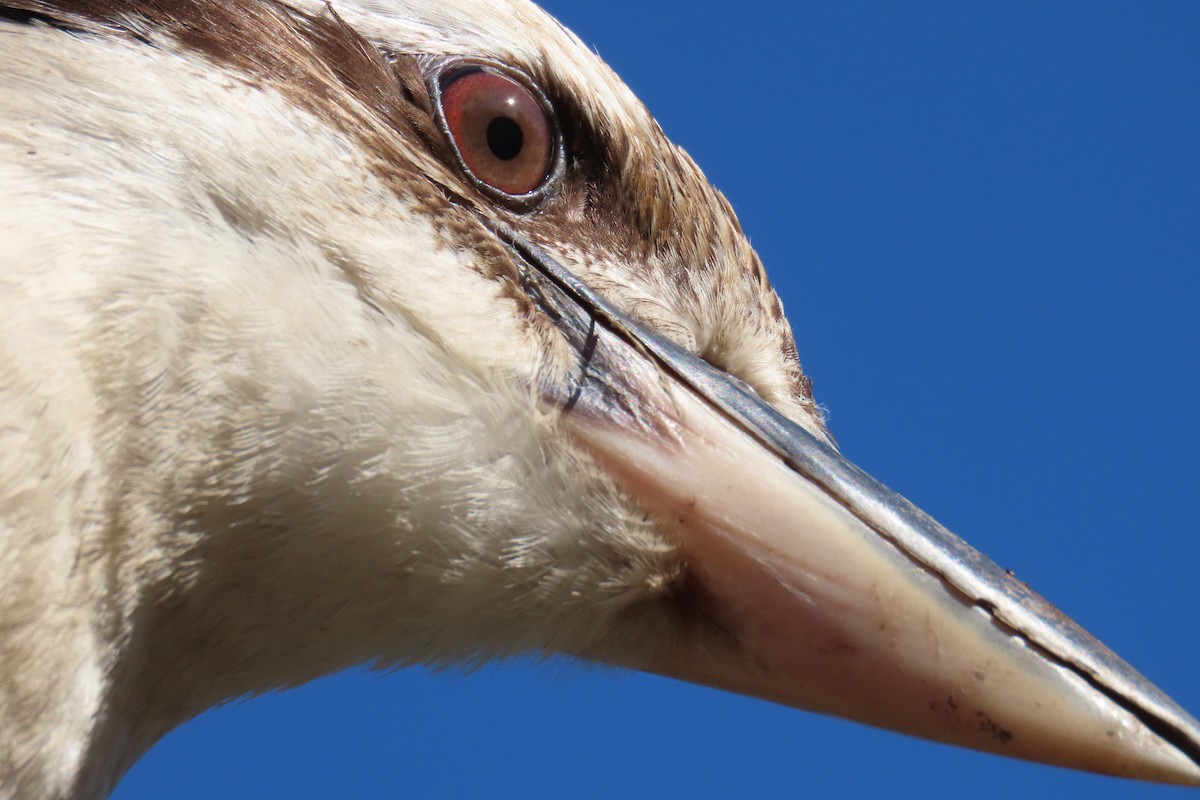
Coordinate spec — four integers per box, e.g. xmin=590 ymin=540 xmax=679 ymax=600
xmin=485 ymin=220 xmax=1200 ymax=786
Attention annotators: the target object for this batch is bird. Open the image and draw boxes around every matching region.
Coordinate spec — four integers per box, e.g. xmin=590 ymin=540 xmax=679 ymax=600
xmin=1 ymin=1 xmax=1197 ymax=799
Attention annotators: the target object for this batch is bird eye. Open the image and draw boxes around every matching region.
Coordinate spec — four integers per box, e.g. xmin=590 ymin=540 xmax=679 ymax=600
xmin=438 ymin=67 xmax=556 ymax=199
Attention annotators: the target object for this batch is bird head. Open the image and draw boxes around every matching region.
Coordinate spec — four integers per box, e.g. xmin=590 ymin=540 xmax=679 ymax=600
xmin=3 ymin=0 xmax=1199 ymax=793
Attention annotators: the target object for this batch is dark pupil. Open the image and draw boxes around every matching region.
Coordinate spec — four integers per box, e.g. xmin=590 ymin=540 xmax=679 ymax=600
xmin=486 ymin=116 xmax=524 ymax=161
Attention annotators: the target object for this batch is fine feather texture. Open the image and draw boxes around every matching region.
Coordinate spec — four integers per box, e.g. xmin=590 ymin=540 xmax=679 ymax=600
xmin=0 ymin=1 xmax=823 ymax=797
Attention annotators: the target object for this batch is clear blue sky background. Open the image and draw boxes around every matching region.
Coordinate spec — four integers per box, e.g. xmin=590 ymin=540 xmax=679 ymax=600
xmin=114 ymin=2 xmax=1199 ymax=798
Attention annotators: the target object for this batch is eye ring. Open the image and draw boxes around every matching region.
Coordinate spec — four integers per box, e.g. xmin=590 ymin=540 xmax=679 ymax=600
xmin=428 ymin=60 xmax=564 ymax=210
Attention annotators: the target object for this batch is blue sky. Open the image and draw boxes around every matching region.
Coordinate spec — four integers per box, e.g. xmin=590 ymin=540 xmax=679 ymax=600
xmin=114 ymin=2 xmax=1200 ymax=798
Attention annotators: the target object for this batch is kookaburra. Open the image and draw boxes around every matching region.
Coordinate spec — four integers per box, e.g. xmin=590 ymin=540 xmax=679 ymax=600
xmin=1 ymin=0 xmax=1198 ymax=798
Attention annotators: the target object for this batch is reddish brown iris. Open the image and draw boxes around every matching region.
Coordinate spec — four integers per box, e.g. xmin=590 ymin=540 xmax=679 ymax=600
xmin=440 ymin=70 xmax=553 ymax=196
